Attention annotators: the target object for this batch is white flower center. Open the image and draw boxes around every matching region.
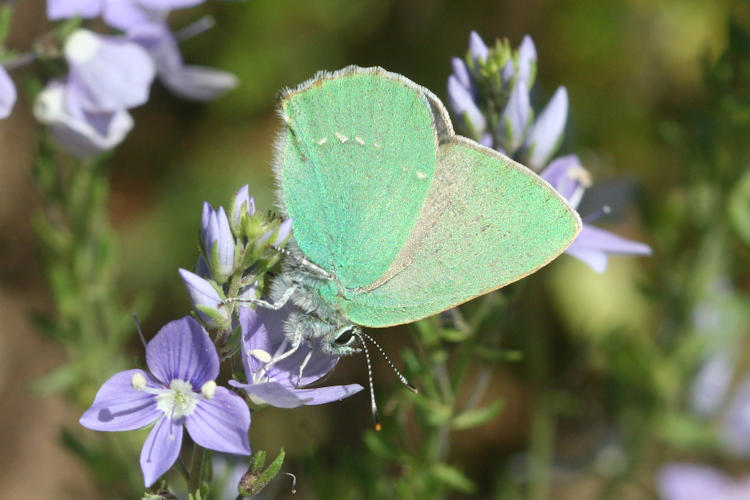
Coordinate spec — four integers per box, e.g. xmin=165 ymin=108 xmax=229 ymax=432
xmin=32 ymin=83 xmax=65 ymax=124
xmin=64 ymin=29 xmax=101 ymax=65
xmin=155 ymin=379 xmax=201 ymax=420
xmin=566 ymin=166 xmax=592 ymax=209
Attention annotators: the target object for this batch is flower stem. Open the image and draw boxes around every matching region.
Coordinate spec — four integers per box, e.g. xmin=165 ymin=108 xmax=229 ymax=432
xmin=188 ymin=443 xmax=208 ymax=493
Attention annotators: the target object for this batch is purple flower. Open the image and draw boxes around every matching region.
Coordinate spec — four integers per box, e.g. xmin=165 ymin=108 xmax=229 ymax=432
xmin=128 ymin=22 xmax=238 ymax=101
xmin=64 ymin=29 xmax=155 ymax=113
xmin=33 ymin=80 xmax=134 ymax=157
xmin=179 ymin=268 xmax=231 ymax=329
xmin=468 ymin=30 xmax=489 ymax=64
xmin=500 ymin=80 xmax=532 ymax=152
xmin=690 ymin=350 xmax=735 ymax=417
xmin=447 ymin=74 xmax=486 ymax=137
xmin=47 ymin=0 xmax=103 ymax=20
xmin=0 ymin=66 xmax=16 ymax=119
xmin=80 ymin=316 xmax=251 ymax=487
xmin=230 ymin=307 xmax=363 ymax=408
xmin=524 ymin=86 xmax=568 ymax=170
xmin=230 ymin=184 xmax=256 ymax=231
xmin=256 ymin=218 xmax=292 ymax=248
xmin=657 ymin=464 xmax=750 ymax=500
xmin=541 ymin=155 xmax=651 ymax=273
xmin=721 ymin=374 xmax=750 ymax=457
xmin=201 ymin=202 xmax=235 ymax=283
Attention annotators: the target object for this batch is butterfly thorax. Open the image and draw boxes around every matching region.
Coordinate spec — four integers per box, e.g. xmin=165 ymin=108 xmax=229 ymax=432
xmin=269 ymin=244 xmax=361 ymax=356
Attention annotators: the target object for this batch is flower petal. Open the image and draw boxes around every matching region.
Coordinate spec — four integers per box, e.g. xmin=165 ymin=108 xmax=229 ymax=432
xmin=65 ymin=30 xmax=155 ymax=112
xmin=137 ymin=0 xmax=205 ymax=8
xmin=468 ymin=30 xmax=489 ymax=63
xmin=34 ymin=80 xmax=134 ymax=157
xmin=0 ymin=66 xmax=16 ymax=119
xmin=564 ymin=246 xmax=608 ymax=273
xmin=447 ymin=75 xmax=486 ymax=136
xmin=540 ymin=155 xmax=587 ymax=202
xmin=500 ymin=80 xmax=531 ymax=152
xmin=517 ymin=35 xmax=537 ymax=87
xmin=47 ymin=0 xmax=102 ymax=20
xmin=178 ymin=268 xmax=230 ymax=329
xmin=80 ymin=369 xmax=161 ymax=431
xmin=287 ymin=385 xmax=364 ymax=406
xmin=450 ymin=57 xmax=472 ymax=90
xmin=140 ymin=416 xmax=183 ymax=487
xmin=570 ymin=225 xmax=652 ymax=255
xmin=230 ymin=380 xmax=305 ymax=408
xmin=186 ymin=387 xmax=251 ymax=455
xmin=103 ymin=0 xmax=159 ymax=31
xmin=161 ymin=65 xmax=238 ymax=101
xmin=524 ymin=86 xmax=568 ymax=170
xmin=657 ymin=464 xmax=733 ymax=500
xmin=146 ymin=316 xmax=219 ymax=387
xmin=238 ymin=305 xmax=276 ymax=376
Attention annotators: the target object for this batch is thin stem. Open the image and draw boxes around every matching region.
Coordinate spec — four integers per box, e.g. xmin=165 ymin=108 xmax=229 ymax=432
xmin=188 ymin=443 xmax=208 ymax=493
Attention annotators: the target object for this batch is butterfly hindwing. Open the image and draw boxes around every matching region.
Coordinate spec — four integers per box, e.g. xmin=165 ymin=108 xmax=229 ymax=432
xmin=325 ymin=137 xmax=581 ymax=327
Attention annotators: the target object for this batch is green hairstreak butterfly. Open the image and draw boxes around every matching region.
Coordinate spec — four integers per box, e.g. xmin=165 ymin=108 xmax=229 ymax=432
xmin=259 ymin=66 xmax=580 ymax=359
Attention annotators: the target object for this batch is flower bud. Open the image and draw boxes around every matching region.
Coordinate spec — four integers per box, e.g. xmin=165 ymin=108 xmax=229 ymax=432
xmin=179 ymin=268 xmax=231 ymax=330
xmin=200 ymin=202 xmax=235 ymax=283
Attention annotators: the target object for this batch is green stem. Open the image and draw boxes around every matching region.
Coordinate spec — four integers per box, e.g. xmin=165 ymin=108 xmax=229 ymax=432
xmin=188 ymin=444 xmax=208 ymax=493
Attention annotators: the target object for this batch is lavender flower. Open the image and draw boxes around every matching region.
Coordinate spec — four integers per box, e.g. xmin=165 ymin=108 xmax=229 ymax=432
xmin=201 ymin=202 xmax=235 ymax=283
xmin=179 ymin=268 xmax=231 ymax=330
xmin=33 ymin=80 xmax=134 ymax=157
xmin=230 ymin=184 xmax=256 ymax=232
xmin=524 ymin=86 xmax=568 ymax=170
xmin=64 ymin=29 xmax=155 ymax=113
xmin=657 ymin=464 xmax=750 ymax=500
xmin=47 ymin=0 xmax=102 ymax=20
xmin=256 ymin=218 xmax=293 ymax=248
xmin=0 ymin=66 xmax=16 ymax=119
xmin=48 ymin=0 xmax=206 ymax=23
xmin=541 ymin=155 xmax=651 ymax=273
xmin=230 ymin=307 xmax=363 ymax=408
xmin=80 ymin=316 xmax=251 ymax=486
xmin=690 ymin=350 xmax=735 ymax=417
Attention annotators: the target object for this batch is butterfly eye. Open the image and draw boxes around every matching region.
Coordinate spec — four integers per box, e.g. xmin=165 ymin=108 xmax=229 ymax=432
xmin=333 ymin=326 xmax=358 ymax=347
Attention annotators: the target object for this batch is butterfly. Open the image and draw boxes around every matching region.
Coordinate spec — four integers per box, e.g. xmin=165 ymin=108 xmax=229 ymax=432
xmin=252 ymin=65 xmax=580 ymax=364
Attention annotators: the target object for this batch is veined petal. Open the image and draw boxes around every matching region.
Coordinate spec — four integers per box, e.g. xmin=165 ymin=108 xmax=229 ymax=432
xmin=103 ymin=0 xmax=160 ymax=31
xmin=140 ymin=416 xmax=183 ymax=487
xmin=570 ymin=225 xmax=652 ymax=255
xmin=80 ymin=369 xmax=161 ymax=431
xmin=0 ymin=66 xmax=16 ymax=119
xmin=239 ymin=306 xmax=276 ymax=376
xmin=287 ymin=384 xmax=363 ymax=406
xmin=657 ymin=464 xmax=733 ymax=500
xmin=186 ymin=387 xmax=251 ymax=455
xmin=146 ymin=316 xmax=219 ymax=388
xmin=231 ymin=380 xmax=306 ymax=408
xmin=48 ymin=0 xmax=102 ymax=20
xmin=178 ymin=268 xmax=230 ymax=328
xmin=524 ymin=86 xmax=568 ymax=170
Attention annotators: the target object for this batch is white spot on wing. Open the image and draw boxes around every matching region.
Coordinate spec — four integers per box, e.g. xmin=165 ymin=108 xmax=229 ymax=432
xmin=335 ymin=132 xmax=348 ymax=143
xmin=416 ymin=171 xmax=427 ymax=180
xmin=317 ymin=137 xmax=327 ymax=145
xmin=373 ymin=142 xmax=382 ymax=149
xmin=355 ymin=136 xmax=365 ymax=146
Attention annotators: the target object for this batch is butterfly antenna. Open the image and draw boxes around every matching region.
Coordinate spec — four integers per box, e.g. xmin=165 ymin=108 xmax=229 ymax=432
xmin=352 ymin=331 xmax=381 ymax=431
xmin=132 ymin=314 xmax=147 ymax=349
xmin=360 ymin=331 xmax=418 ymax=394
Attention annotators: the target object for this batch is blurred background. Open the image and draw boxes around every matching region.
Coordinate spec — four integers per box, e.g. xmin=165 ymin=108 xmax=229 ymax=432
xmin=1 ymin=0 xmax=748 ymax=498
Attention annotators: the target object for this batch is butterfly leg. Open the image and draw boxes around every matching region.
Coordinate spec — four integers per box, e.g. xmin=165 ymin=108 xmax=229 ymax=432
xmin=220 ymin=283 xmax=297 ymax=310
xmin=295 ymin=349 xmax=314 ymax=388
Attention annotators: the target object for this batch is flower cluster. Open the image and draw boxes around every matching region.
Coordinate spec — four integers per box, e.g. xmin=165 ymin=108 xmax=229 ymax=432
xmin=0 ymin=0 xmax=236 ymax=157
xmin=81 ymin=186 xmax=362 ymax=490
xmin=179 ymin=184 xmax=292 ymax=331
xmin=447 ymin=32 xmax=651 ymax=273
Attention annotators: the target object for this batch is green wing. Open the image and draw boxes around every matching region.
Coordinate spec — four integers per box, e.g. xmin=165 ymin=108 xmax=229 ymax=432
xmin=327 ymin=137 xmax=581 ymax=327
xmin=276 ymin=66 xmax=439 ymax=289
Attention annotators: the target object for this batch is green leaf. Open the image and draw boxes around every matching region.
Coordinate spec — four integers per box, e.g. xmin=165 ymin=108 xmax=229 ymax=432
xmin=0 ymin=5 xmax=13 ymax=48
xmin=728 ymin=169 xmax=750 ymax=248
xmin=451 ymin=399 xmax=504 ymax=430
xmin=430 ymin=463 xmax=476 ymax=494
